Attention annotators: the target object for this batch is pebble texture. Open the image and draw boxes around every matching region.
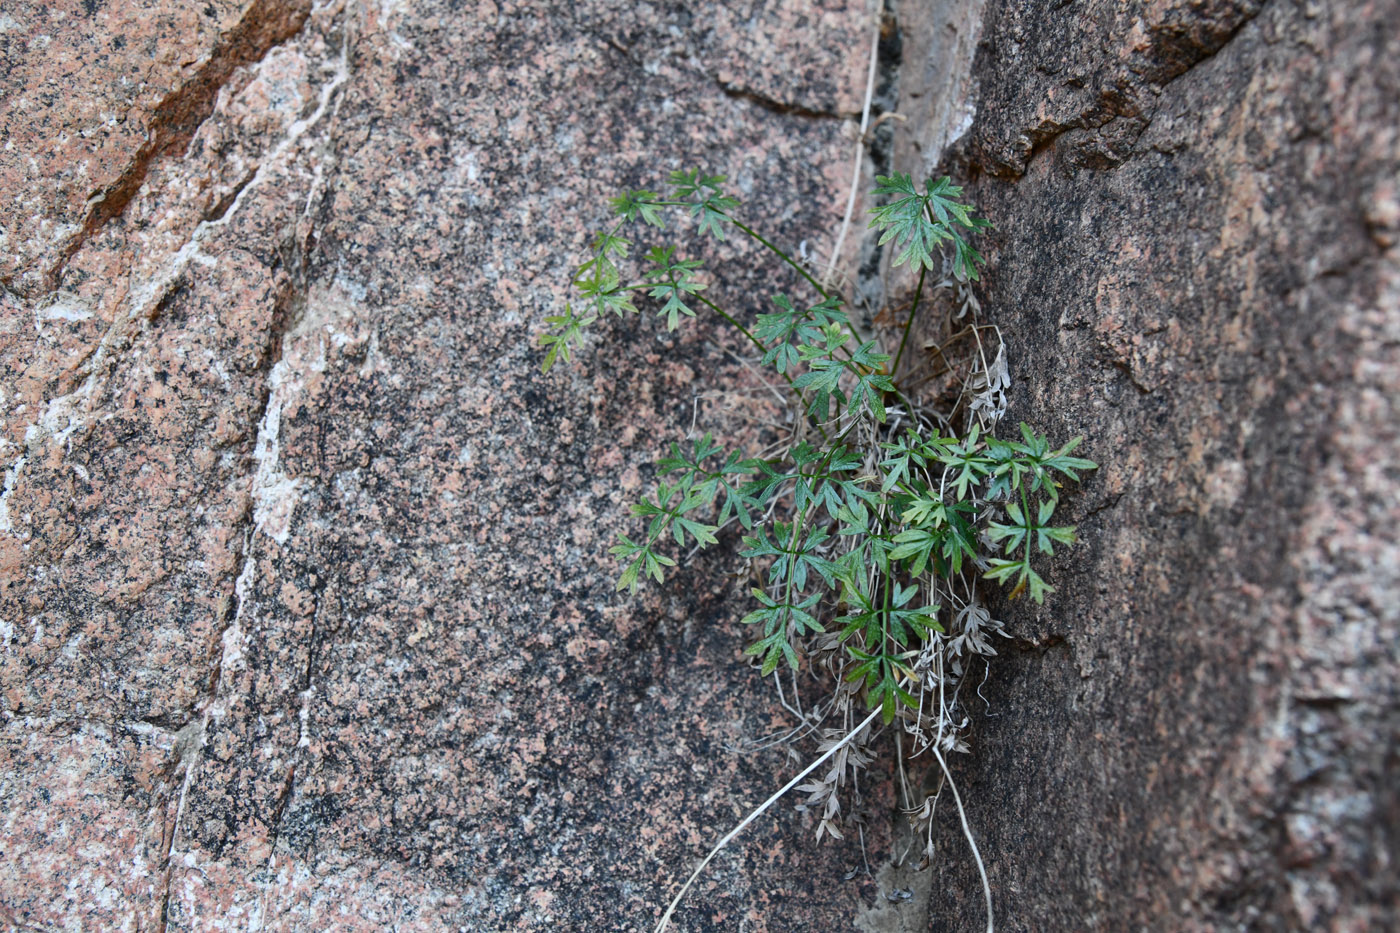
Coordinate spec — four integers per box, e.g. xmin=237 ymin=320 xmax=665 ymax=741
xmin=898 ymin=0 xmax=1400 ymax=929
xmin=0 ymin=1 xmax=910 ymax=930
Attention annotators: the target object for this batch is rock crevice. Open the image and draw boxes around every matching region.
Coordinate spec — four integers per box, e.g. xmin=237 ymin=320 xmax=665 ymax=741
xmin=47 ymin=0 xmax=317 ymax=292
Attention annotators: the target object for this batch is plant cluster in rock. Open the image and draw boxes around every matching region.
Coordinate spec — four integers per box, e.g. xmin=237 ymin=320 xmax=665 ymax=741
xmin=539 ymin=168 xmax=1097 ymax=908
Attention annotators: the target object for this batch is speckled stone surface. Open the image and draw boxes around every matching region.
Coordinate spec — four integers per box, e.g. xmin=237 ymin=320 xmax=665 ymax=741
xmin=0 ymin=1 xmax=910 ymax=930
xmin=894 ymin=0 xmax=1400 ymax=929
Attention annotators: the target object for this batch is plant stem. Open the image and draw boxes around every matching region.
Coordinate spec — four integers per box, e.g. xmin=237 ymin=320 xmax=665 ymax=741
xmin=696 ymin=293 xmax=765 ymax=355
xmin=881 ymin=560 xmax=894 ymax=719
xmin=695 ymin=293 xmax=829 ymax=441
xmin=891 ymin=265 xmax=928 ymax=377
xmin=929 ymin=740 xmax=995 ymax=933
xmin=654 ymin=708 xmax=882 ymax=933
xmin=776 ymin=503 xmax=807 ymax=666
xmin=728 ymin=216 xmax=830 ymax=299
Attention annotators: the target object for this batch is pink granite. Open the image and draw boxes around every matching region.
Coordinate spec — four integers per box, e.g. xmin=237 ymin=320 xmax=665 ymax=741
xmin=1 ymin=0 xmax=907 ymax=930
xmin=899 ymin=0 xmax=1400 ymax=929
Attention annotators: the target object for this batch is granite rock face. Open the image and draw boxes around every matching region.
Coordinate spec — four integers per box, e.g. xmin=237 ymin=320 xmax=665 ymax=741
xmin=896 ymin=0 xmax=1400 ymax=929
xmin=0 ymin=1 xmax=899 ymax=930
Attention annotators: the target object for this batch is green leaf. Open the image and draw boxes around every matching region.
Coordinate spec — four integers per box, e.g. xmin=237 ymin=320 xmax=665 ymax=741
xmin=951 ymin=233 xmax=984 ymax=282
xmin=741 ymin=460 xmax=794 ymax=506
xmin=813 ymin=472 xmax=875 ymax=522
xmin=924 ymin=176 xmax=984 ymax=230
xmin=889 ymin=528 xmax=939 ymax=577
xmin=868 ymin=174 xmax=988 ymax=276
xmin=741 ymin=523 xmax=836 ymax=593
xmin=1042 ymin=434 xmax=1099 ymax=485
xmin=1037 ymin=523 xmax=1077 ymax=554
xmin=984 ymin=557 xmax=1054 ymax=604
xmin=741 ymin=588 xmax=823 ymax=674
xmin=889 ymin=498 xmax=976 ymax=577
xmin=610 ymin=535 xmax=676 ymax=593
xmin=641 ymin=246 xmax=707 ymax=331
xmin=673 ymin=516 xmax=719 ymax=549
xmin=669 ymin=169 xmax=739 ymax=240
xmin=847 ymin=342 xmax=895 ymax=422
xmin=986 ymin=520 xmax=1026 ymax=553
xmin=792 ymin=357 xmax=846 ymax=420
xmin=610 ymin=189 xmax=666 ymax=227
xmin=939 ymin=426 xmax=991 ymax=500
xmin=869 ymin=173 xmax=947 ymax=271
xmin=668 ymin=168 xmax=729 ymax=200
xmin=880 ymin=429 xmax=937 ymax=493
xmin=575 ymin=267 xmax=638 ymax=318
xmin=880 ymin=684 xmax=897 ymax=724
xmin=537 ymin=304 xmax=597 ymax=373
xmin=643 ymin=245 xmax=703 ymax=280
xmin=591 ymin=230 xmax=630 ymax=261
xmin=694 ymin=195 xmax=739 ymax=239
xmin=755 ymin=294 xmax=847 ymax=376
xmin=650 ymin=283 xmax=700 ymax=330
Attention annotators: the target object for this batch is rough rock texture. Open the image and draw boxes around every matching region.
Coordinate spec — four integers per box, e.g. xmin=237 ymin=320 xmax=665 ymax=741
xmin=898 ymin=0 xmax=1400 ymax=929
xmin=0 ymin=1 xmax=906 ymax=930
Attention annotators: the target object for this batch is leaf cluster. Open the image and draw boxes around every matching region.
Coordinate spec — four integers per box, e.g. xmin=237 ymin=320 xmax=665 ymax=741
xmin=540 ymin=170 xmax=743 ymax=373
xmin=869 ymin=174 xmax=991 ymax=279
xmin=542 ymin=170 xmax=1098 ymax=735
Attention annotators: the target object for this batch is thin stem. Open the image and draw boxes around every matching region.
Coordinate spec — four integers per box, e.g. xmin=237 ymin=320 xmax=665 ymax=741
xmin=695 ymin=293 xmax=829 ymax=442
xmin=929 ymin=741 xmax=995 ymax=933
xmin=728 ymin=217 xmax=830 ymax=300
xmin=696 ymin=293 xmax=764 ymax=355
xmin=654 ymin=708 xmax=882 ymax=933
xmin=823 ymin=13 xmax=882 ymax=288
xmin=1020 ymin=484 xmax=1032 ymax=569
xmin=891 ymin=265 xmax=928 ymax=376
xmin=774 ymin=500 xmax=808 ymax=665
xmin=643 ymin=198 xmax=827 ymax=301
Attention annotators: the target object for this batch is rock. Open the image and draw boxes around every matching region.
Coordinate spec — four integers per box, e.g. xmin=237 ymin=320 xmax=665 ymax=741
xmin=8 ymin=0 xmax=1396 ymax=929
xmin=1 ymin=1 xmax=895 ymax=930
xmin=895 ymin=0 xmax=1400 ymax=929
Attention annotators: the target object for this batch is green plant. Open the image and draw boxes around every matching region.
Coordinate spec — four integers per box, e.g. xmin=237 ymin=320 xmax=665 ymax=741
xmin=539 ymin=169 xmax=1097 ymax=926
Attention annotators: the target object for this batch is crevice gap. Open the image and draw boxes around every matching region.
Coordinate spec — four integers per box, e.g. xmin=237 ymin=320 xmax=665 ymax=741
xmin=47 ymin=0 xmax=315 ymax=290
